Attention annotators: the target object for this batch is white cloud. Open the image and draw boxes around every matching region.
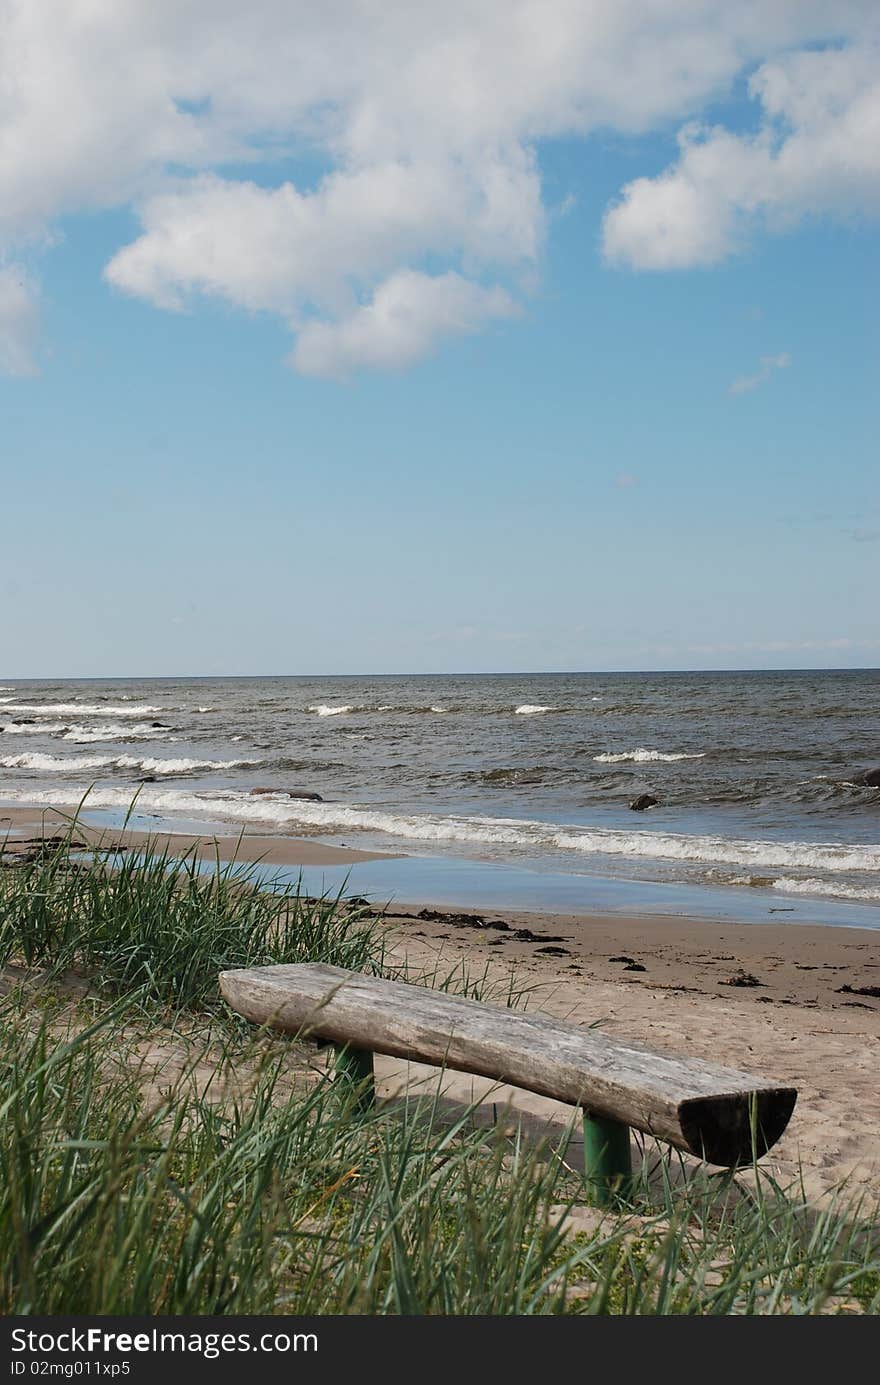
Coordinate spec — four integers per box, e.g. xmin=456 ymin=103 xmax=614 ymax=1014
xmin=0 ymin=3 xmax=878 ymax=375
xmin=728 ymin=351 xmax=790 ymax=395
xmin=104 ymin=155 xmax=540 ymax=315
xmin=603 ymin=40 xmax=880 ymax=269
xmin=0 ymin=267 xmax=39 ymax=377
xmin=291 ymin=270 xmax=518 ymax=377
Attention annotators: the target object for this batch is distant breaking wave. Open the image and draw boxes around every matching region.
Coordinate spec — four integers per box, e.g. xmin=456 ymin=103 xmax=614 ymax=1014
xmin=61 ymin=724 xmax=176 ymax=743
xmin=593 ymin=748 xmax=706 ymax=763
xmin=0 ymin=701 xmax=162 ymax=717
xmin=1 ymin=721 xmax=174 ymax=742
xmin=514 ymin=705 xmax=554 ymax=715
xmin=308 ymin=703 xmax=452 ymax=716
xmin=2 ymin=722 xmax=71 ymax=736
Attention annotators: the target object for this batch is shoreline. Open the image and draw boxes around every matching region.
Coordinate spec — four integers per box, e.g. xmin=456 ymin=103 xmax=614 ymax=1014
xmin=0 ymin=803 xmax=399 ymax=867
xmin=3 ymin=802 xmax=878 ymax=1014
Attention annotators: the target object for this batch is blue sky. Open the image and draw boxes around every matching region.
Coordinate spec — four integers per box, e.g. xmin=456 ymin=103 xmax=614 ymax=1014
xmin=1 ymin=4 xmax=877 ymax=676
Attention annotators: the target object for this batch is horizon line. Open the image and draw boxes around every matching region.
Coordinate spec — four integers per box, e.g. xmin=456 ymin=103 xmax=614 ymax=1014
xmin=1 ymin=665 xmax=878 ymax=681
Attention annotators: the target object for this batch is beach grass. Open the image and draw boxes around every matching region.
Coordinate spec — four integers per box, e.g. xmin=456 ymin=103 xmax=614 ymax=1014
xmin=0 ymin=835 xmax=878 ymax=1315
xmin=0 ymin=826 xmax=385 ymax=1014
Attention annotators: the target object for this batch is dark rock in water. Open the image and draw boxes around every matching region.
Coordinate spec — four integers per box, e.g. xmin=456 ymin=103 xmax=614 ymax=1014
xmin=837 ymin=983 xmax=880 ymax=999
xmin=629 ymin=794 xmax=659 ymax=811
xmin=138 ymin=775 xmax=158 ymax=783
xmin=851 ymin=767 xmax=880 ymax=787
xmin=12 ymin=718 xmax=36 ymax=725
xmin=249 ymin=786 xmax=323 ymax=801
xmin=151 ymin=721 xmax=171 ymax=728
xmin=609 ymin=955 xmax=636 ymax=964
xmin=623 ymin=961 xmax=647 ymax=972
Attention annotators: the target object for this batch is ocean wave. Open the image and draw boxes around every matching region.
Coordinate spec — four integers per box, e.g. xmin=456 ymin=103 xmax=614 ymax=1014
xmin=1 ymin=753 xmax=112 ymax=772
xmin=3 ymin=787 xmax=877 ymax=882
xmin=2 ymin=722 xmax=70 ymax=735
xmin=308 ymin=704 xmax=354 ymax=717
xmin=0 ymin=702 xmax=162 ymax=717
xmin=472 ymin=766 xmax=559 ymax=786
xmin=593 ymin=749 xmax=706 ymax=763
xmin=514 ymin=705 xmax=554 ymax=715
xmin=770 ymin=876 xmax=880 ymax=903
xmin=373 ymin=704 xmax=453 ymax=715
xmin=60 ymin=723 xmax=174 ymax=743
xmin=0 ymin=753 xmax=258 ymax=774
xmin=115 ymin=756 xmax=258 ymax=774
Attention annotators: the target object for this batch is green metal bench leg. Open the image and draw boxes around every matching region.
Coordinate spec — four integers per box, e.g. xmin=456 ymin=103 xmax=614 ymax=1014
xmin=333 ymin=1044 xmax=375 ymax=1114
xmin=583 ymin=1112 xmax=632 ymax=1206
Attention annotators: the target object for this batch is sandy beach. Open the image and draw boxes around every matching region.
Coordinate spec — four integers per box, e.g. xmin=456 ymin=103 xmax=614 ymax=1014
xmin=3 ymin=802 xmax=878 ymax=1203
xmin=378 ymin=916 xmax=880 ymax=1205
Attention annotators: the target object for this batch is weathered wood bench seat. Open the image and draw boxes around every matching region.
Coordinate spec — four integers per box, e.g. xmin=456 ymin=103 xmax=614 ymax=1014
xmin=220 ymin=963 xmax=797 ymax=1200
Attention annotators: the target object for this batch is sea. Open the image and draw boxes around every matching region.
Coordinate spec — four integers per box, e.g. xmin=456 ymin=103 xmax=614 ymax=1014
xmin=1 ymin=671 xmax=879 ymax=926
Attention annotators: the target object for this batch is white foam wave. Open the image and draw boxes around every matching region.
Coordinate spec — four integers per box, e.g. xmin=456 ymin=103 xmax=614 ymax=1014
xmin=430 ymin=706 xmax=448 ymax=713
xmin=593 ymin=748 xmax=706 ymax=763
xmin=0 ymin=702 xmax=161 ymax=717
xmin=514 ymin=705 xmax=554 ymax=715
xmin=308 ymin=704 xmax=353 ymax=717
xmin=114 ymin=755 xmax=258 ymax=773
xmin=1 ymin=753 xmax=112 ymax=772
xmin=1 ymin=753 xmax=257 ymax=774
xmin=60 ymin=723 xmax=174 ymax=743
xmin=2 ymin=722 xmax=70 ymax=735
xmin=771 ymin=877 xmax=880 ymax=903
xmin=2 ymin=788 xmax=876 ymax=885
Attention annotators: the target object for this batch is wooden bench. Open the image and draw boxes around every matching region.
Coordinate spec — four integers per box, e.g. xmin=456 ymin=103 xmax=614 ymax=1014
xmin=219 ymin=963 xmax=797 ymax=1203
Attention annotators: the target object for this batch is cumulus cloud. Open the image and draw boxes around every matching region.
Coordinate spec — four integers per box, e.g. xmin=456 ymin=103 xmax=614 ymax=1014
xmin=0 ymin=267 xmax=39 ymax=377
xmin=291 ymin=270 xmax=518 ymax=377
xmin=104 ymin=156 xmax=539 ymax=313
xmin=603 ymin=40 xmax=880 ymax=269
xmin=0 ymin=3 xmax=878 ymax=375
xmin=728 ymin=351 xmax=790 ymax=395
